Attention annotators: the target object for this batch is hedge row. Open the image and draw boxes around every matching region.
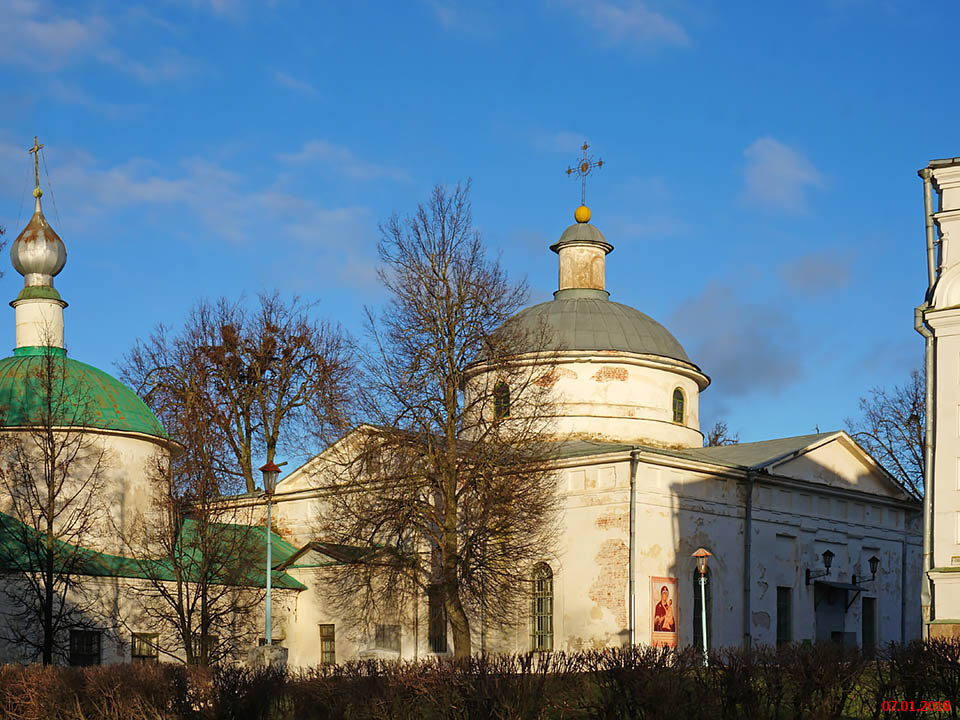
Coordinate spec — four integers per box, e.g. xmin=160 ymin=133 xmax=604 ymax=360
xmin=1 ymin=640 xmax=959 ymax=720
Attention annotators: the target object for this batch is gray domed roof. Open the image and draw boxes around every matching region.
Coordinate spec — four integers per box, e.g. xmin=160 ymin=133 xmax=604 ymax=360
xmin=510 ymin=289 xmax=692 ymax=363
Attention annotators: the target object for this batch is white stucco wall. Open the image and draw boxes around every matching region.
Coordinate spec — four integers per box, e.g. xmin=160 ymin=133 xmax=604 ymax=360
xmin=923 ymin=161 xmax=960 ymax=628
xmin=466 ymin=351 xmax=707 ymax=449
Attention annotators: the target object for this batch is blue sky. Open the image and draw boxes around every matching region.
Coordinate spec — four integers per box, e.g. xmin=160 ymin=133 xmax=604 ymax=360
xmin=0 ymin=0 xmax=956 ymax=446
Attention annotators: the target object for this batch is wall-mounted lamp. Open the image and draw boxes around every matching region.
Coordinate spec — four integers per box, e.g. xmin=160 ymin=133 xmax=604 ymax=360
xmin=805 ymin=548 xmax=834 ymax=585
xmin=852 ymin=555 xmax=880 ymax=586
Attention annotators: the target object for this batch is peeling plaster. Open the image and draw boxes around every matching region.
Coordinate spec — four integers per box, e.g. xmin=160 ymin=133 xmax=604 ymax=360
xmin=589 ymin=539 xmax=629 ymax=629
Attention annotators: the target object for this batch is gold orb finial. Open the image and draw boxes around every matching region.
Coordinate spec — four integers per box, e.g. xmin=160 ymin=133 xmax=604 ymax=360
xmin=33 ymin=187 xmax=42 ymax=199
xmin=575 ymin=205 xmax=591 ymax=223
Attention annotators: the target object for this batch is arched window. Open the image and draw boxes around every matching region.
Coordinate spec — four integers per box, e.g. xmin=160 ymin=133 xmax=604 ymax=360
xmin=531 ymin=563 xmax=553 ymax=651
xmin=494 ymin=381 xmax=510 ymax=420
xmin=672 ymin=388 xmax=685 ymax=424
xmin=692 ymin=567 xmax=712 ymax=654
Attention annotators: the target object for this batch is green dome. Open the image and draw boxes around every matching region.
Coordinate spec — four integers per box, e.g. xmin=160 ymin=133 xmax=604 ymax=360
xmin=509 ymin=289 xmax=694 ymax=365
xmin=0 ymin=347 xmax=166 ymax=439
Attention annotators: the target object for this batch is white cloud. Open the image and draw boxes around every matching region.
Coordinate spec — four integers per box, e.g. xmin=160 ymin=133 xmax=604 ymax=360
xmin=47 ymin=80 xmax=128 ymax=117
xmin=275 ymin=71 xmax=318 ymax=97
xmin=96 ymin=47 xmax=189 ymax=83
xmin=531 ymin=129 xmax=588 ymax=154
xmin=280 ymin=140 xmax=410 ymax=182
xmin=425 ymin=0 xmax=496 ymax=34
xmin=0 ymin=1 xmax=189 ymax=82
xmin=742 ymin=137 xmax=825 ymax=213
xmin=555 ymin=0 xmax=689 ymax=47
xmin=669 ymin=281 xmax=804 ymax=398
xmin=779 ymin=250 xmax=852 ymax=296
xmin=0 ymin=138 xmax=374 ymax=249
xmin=0 ymin=0 xmax=109 ymax=70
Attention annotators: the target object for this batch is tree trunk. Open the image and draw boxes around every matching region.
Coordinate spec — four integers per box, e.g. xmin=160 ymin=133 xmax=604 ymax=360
xmin=442 ymin=487 xmax=471 ymax=656
xmin=44 ymin=448 xmax=55 ymax=666
xmin=444 ymin=566 xmax=472 ymax=657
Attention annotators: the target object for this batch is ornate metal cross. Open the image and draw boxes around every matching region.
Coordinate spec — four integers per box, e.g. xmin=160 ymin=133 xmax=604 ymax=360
xmin=566 ymin=141 xmax=604 ymax=206
xmin=28 ymin=136 xmax=43 ymax=195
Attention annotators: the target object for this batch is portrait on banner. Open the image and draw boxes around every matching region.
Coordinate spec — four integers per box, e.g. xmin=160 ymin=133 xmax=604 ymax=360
xmin=651 ymin=576 xmax=678 ymax=647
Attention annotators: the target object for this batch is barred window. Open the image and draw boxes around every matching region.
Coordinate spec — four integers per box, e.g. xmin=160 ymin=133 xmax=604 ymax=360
xmin=672 ymin=388 xmax=685 ymax=424
xmin=375 ymin=624 xmax=401 ymax=653
xmin=131 ymin=633 xmax=159 ymax=663
xmin=428 ymin=584 xmax=448 ymax=653
xmin=494 ymin=381 xmax=510 ymax=420
xmin=69 ymin=629 xmax=101 ymax=666
xmin=531 ymin=563 xmax=553 ymax=652
xmin=319 ymin=624 xmax=336 ymax=665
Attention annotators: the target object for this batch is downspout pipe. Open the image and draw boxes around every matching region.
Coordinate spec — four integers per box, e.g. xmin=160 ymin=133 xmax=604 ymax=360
xmin=921 ymin=168 xmax=937 ymax=290
xmin=743 ymin=469 xmax=755 ymax=650
xmin=917 ymin=165 xmax=938 ymax=637
xmin=915 ymin=304 xmax=935 ymax=635
xmin=629 ymin=449 xmax=639 ymax=645
xmin=901 ymin=531 xmax=908 ymax=645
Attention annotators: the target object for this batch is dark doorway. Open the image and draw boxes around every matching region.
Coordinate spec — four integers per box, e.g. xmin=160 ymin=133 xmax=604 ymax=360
xmin=862 ymin=597 xmax=877 ymax=655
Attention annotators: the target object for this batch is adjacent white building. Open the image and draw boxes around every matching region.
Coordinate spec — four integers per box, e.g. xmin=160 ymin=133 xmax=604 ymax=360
xmin=917 ymin=157 xmax=960 ymax=639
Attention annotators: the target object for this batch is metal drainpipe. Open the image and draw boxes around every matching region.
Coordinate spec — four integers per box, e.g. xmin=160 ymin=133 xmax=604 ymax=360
xmin=743 ymin=469 xmax=755 ymax=649
xmin=921 ymin=168 xmax=937 ymax=289
xmin=901 ymin=531 xmax=908 ymax=645
xmin=916 ymin=305 xmax=935 ymax=634
xmin=916 ymin=167 xmax=938 ymax=637
xmin=629 ymin=449 xmax=639 ymax=645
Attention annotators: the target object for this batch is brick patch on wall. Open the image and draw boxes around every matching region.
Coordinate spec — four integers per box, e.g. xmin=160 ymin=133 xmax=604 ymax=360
xmin=589 ymin=538 xmax=629 ymax=629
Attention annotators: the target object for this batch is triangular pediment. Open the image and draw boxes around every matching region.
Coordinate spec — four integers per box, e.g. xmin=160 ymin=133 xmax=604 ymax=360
xmin=764 ymin=432 xmax=912 ymax=501
xmin=277 ymin=425 xmax=377 ymax=493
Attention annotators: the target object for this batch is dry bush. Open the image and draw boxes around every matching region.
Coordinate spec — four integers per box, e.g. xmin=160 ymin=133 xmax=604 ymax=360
xmin=3 ymin=640 xmax=960 ymax=719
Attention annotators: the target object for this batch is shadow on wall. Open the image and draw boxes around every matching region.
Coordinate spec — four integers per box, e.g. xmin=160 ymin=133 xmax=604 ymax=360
xmin=661 ymin=460 xmax=920 ymax=653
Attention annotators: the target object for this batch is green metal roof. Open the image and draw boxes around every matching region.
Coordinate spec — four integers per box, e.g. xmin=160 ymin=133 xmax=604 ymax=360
xmin=0 ymin=346 xmax=166 ymax=439
xmin=508 ymin=291 xmax=694 ymax=364
xmin=0 ymin=512 xmax=306 ymax=591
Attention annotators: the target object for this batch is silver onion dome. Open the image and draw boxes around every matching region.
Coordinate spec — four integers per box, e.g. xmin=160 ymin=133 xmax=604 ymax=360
xmin=10 ymin=195 xmax=67 ymax=287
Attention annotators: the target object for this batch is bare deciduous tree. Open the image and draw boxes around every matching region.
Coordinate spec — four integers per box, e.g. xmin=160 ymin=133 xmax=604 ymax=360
xmin=118 ymin=316 xmax=298 ymax=665
xmin=121 ymin=292 xmax=353 ymax=494
xmin=705 ymin=420 xmax=739 ymax=447
xmin=315 ymin=182 xmax=561 ymax=657
xmin=846 ymin=368 xmax=924 ymax=497
xmin=0 ymin=346 xmax=110 ymax=665
xmin=120 ymin=451 xmax=267 ymax=666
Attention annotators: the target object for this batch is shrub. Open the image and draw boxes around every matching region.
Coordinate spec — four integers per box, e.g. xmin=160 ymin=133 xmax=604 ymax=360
xmin=2 ymin=640 xmax=960 ymax=719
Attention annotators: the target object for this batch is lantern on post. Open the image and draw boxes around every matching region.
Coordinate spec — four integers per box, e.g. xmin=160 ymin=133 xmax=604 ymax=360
xmin=691 ymin=547 xmax=712 ymax=667
xmin=260 ymin=461 xmax=282 ymax=646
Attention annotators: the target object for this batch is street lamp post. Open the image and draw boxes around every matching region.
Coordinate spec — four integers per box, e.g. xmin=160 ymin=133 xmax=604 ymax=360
xmin=692 ymin=548 xmax=712 ymax=667
xmin=260 ymin=461 xmax=281 ymax=646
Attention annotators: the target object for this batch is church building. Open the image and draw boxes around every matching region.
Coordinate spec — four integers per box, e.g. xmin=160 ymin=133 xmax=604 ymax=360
xmin=0 ymin=144 xmax=923 ymax=665
xmin=267 ymin=202 xmax=922 ymax=663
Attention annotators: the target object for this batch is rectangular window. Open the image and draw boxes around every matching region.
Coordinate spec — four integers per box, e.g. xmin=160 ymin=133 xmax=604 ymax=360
xmin=428 ymin=585 xmax=447 ymax=653
xmin=319 ymin=624 xmax=335 ymax=665
xmin=862 ymin=597 xmax=877 ymax=655
xmin=69 ymin=629 xmax=101 ymax=666
xmin=776 ymin=587 xmax=792 ymax=646
xmin=131 ymin=633 xmax=158 ymax=663
xmin=375 ymin=624 xmax=401 ymax=653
